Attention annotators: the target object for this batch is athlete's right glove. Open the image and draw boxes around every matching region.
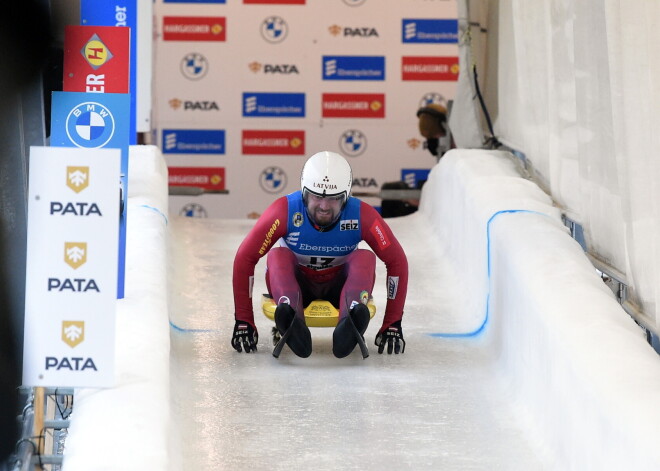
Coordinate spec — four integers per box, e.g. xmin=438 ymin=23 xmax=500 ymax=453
xmin=231 ymin=320 xmax=258 ymax=353
xmin=375 ymin=320 xmax=406 ymax=354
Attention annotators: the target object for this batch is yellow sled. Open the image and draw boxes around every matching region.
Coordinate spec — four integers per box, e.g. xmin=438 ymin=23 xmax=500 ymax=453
xmin=261 ymin=294 xmax=376 ymax=328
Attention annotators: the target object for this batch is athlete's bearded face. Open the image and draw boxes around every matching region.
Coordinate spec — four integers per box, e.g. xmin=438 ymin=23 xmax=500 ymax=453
xmin=305 ymin=193 xmax=343 ymax=226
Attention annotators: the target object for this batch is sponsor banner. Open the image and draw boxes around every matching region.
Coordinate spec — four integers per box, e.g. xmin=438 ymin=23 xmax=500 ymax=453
xmin=402 ymin=19 xmax=458 ymax=43
xmin=401 ymin=168 xmax=431 ymax=188
xmin=80 ymin=0 xmax=137 ymax=142
xmin=50 ymin=91 xmax=130 ymax=299
xmin=259 ymin=166 xmax=288 ymax=193
xmin=179 ymin=202 xmax=209 ymax=217
xmin=162 ymin=129 xmax=225 ymax=154
xmin=181 ymin=53 xmax=209 ymax=80
xmin=322 ymin=93 xmax=385 ymax=118
xmin=248 ymin=62 xmax=299 ymax=75
xmin=322 ymin=56 xmax=385 ymax=81
xmin=169 ymin=167 xmax=226 ymax=191
xmin=328 ymin=25 xmax=380 ymax=38
xmin=242 ymin=130 xmax=305 ymax=155
xmin=245 ymin=0 xmax=304 ymax=3
xmin=165 ymin=0 xmax=226 ymax=3
xmin=163 ymin=16 xmax=226 ymax=42
xmin=243 ymin=93 xmax=305 ymax=118
xmin=338 ymin=129 xmax=367 ymax=156
xmin=168 ymin=98 xmax=220 ymax=112
xmin=402 ymin=56 xmax=459 ymax=81
xmin=63 ymin=25 xmax=130 ymax=94
xmin=23 ymin=146 xmax=120 ymax=388
xmin=352 ymin=176 xmax=379 ymax=189
xmin=260 ymin=16 xmax=289 ymax=43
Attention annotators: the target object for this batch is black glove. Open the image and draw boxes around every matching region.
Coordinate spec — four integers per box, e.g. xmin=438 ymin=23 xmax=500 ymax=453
xmin=375 ymin=320 xmax=405 ymax=354
xmin=231 ymin=320 xmax=258 ymax=353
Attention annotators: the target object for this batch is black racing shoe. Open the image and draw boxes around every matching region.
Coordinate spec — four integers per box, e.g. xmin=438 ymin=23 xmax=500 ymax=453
xmin=274 ymin=303 xmax=312 ymax=358
xmin=274 ymin=302 xmax=295 ymax=334
xmin=332 ymin=303 xmax=370 ymax=358
xmin=350 ymin=303 xmax=370 ymax=336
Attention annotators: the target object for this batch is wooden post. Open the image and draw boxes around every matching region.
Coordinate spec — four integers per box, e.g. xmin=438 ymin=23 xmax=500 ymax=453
xmin=44 ymin=393 xmax=56 ymax=469
xmin=33 ymin=387 xmax=44 ymax=470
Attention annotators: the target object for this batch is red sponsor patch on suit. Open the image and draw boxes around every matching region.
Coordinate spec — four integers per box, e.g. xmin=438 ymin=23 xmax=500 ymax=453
xmin=163 ymin=17 xmax=226 ymax=42
xmin=370 ymin=221 xmax=391 ymax=248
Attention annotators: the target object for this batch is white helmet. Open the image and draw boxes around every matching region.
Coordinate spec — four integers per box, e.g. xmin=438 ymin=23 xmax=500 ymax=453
xmin=300 ymin=151 xmax=353 ymax=205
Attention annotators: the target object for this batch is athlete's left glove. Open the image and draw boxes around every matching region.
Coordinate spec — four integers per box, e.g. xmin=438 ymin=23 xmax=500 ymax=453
xmin=375 ymin=320 xmax=406 ymax=354
xmin=231 ymin=320 xmax=258 ymax=353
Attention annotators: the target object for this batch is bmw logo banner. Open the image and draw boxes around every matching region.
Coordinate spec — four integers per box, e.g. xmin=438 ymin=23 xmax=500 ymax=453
xmin=50 ymin=91 xmax=130 ymax=299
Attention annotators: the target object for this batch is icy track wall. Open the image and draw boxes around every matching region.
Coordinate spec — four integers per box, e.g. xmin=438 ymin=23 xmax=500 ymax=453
xmin=62 ymin=146 xmax=176 ymax=471
xmin=421 ymin=149 xmax=660 ymax=470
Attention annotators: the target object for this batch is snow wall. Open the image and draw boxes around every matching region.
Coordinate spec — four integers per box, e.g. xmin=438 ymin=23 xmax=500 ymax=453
xmin=62 ymin=146 xmax=660 ymax=470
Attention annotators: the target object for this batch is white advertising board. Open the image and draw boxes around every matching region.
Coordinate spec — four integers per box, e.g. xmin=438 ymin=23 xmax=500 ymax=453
xmin=153 ymin=0 xmax=459 ymax=219
xmin=23 ymin=146 xmax=120 ymax=388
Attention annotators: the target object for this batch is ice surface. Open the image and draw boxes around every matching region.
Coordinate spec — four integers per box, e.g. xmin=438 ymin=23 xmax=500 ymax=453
xmin=168 ymin=214 xmax=544 ymax=470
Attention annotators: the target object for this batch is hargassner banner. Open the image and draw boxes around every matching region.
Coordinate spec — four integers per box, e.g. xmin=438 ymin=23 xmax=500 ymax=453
xmin=23 ymin=146 xmax=120 ymax=388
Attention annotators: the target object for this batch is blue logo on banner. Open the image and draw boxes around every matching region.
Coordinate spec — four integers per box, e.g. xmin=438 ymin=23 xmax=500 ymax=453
xmin=402 ymin=19 xmax=458 ymax=43
xmin=52 ymin=92 xmax=130 ymax=151
xmin=322 ymin=56 xmax=385 ymax=81
xmin=65 ymin=102 xmax=116 ymax=148
xmin=242 ymin=93 xmax=305 ymax=118
xmin=339 ymin=129 xmax=367 ymax=157
xmin=401 ymin=169 xmax=431 ymax=188
xmin=162 ymin=129 xmax=225 ymax=154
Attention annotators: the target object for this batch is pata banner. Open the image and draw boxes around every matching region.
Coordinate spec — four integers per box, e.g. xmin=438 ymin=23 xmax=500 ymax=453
xmin=23 ymin=146 xmax=120 ymax=388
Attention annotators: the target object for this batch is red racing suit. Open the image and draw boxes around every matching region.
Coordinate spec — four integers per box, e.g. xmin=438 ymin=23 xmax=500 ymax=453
xmin=232 ymin=193 xmax=408 ymax=334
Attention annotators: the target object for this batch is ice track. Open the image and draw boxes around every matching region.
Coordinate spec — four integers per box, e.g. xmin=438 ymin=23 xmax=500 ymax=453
xmin=168 ymin=213 xmax=543 ymax=470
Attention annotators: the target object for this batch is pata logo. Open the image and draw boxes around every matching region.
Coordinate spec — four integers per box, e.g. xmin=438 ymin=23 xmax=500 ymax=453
xmin=169 ymin=98 xmax=182 ymax=110
xmin=67 ymin=166 xmax=89 ymax=193
xmin=328 ymin=25 xmax=378 ymax=37
xmin=62 ymin=321 xmax=85 ymax=348
xmin=169 ymin=99 xmax=219 ymax=111
xmin=65 ymin=242 xmax=87 ymax=269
